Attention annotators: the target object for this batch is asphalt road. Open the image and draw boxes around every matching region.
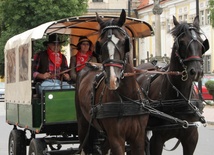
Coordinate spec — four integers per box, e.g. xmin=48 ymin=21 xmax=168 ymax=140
xmin=162 ymin=125 xmax=214 ymax=155
xmin=0 ymin=114 xmax=13 ymax=155
xmin=0 ymin=103 xmax=214 ymax=155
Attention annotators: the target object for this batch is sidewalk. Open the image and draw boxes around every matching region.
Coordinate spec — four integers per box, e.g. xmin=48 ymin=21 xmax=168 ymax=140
xmin=0 ymin=102 xmax=5 ymax=116
xmin=203 ymin=105 xmax=214 ymax=125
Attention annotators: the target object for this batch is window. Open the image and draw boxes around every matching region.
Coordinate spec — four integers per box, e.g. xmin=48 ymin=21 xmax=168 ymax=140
xmin=200 ymin=10 xmax=205 ymax=26
xmin=203 ymin=55 xmax=211 ymax=73
xmin=178 ymin=7 xmax=189 ymax=22
xmin=189 ymin=14 xmax=195 ymax=22
xmin=179 ymin=15 xmax=182 ymax=22
xmin=184 ymin=14 xmax=187 ymax=22
xmin=200 ymin=9 xmax=210 ymax=26
xmin=205 ymin=9 xmax=210 ymax=25
xmin=152 ymin=21 xmax=155 ymax=31
xmin=92 ymin=0 xmax=103 ymax=2
xmin=166 ymin=19 xmax=170 ymax=33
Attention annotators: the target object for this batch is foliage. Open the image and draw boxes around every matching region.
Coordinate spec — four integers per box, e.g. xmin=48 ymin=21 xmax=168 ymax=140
xmin=210 ymin=0 xmax=214 ymax=27
xmin=205 ymin=80 xmax=214 ymax=101
xmin=0 ymin=0 xmax=88 ymax=74
xmin=206 ymin=100 xmax=214 ymax=106
xmin=205 ymin=80 xmax=214 ymax=91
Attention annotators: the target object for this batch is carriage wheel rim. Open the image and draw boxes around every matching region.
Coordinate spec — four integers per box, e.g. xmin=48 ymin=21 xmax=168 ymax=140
xmin=9 ymin=139 xmax=14 ymax=155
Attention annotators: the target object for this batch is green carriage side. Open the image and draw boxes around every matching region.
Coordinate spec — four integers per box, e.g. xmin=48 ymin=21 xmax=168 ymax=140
xmin=6 ymin=89 xmax=77 ymax=133
xmin=4 ymin=15 xmax=153 ymax=155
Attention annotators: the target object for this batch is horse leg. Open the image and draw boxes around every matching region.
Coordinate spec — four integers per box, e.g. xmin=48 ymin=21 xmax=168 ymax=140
xmin=144 ymin=131 xmax=152 ymax=155
xmin=180 ymin=128 xmax=198 ymax=155
xmin=108 ymin=138 xmax=125 ymax=155
xmin=130 ymin=139 xmax=146 ymax=155
xmin=149 ymin=132 xmax=165 ymax=155
xmin=77 ymin=114 xmax=95 ymax=154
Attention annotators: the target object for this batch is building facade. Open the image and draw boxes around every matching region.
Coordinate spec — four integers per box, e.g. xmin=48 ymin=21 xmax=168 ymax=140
xmin=137 ymin=0 xmax=213 ymax=73
xmin=87 ymin=0 xmax=129 ymax=16
xmin=86 ymin=0 xmax=213 ymax=73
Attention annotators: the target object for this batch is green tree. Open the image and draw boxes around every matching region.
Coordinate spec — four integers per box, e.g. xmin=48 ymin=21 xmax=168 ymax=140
xmin=0 ymin=0 xmax=88 ymax=76
xmin=210 ymin=0 xmax=214 ymax=27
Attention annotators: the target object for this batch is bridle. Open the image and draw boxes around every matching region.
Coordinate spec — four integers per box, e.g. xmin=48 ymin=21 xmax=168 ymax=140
xmin=174 ymin=26 xmax=204 ymax=63
xmin=173 ymin=26 xmax=205 ymax=81
xmin=98 ymin=23 xmax=131 ymax=78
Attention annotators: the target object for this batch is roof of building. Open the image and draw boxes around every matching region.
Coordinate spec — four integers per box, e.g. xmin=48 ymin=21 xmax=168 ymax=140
xmin=137 ymin=0 xmax=168 ymax=10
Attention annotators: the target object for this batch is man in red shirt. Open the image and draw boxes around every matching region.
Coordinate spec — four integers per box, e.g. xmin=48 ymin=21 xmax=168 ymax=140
xmin=33 ymin=34 xmax=73 ymax=93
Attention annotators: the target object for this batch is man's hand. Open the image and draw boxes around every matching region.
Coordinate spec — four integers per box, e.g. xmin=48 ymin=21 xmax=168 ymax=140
xmin=43 ymin=72 xmax=52 ymax=79
xmin=63 ymin=73 xmax=71 ymax=81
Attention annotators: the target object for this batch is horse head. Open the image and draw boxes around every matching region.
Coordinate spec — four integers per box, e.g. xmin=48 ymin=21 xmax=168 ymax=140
xmin=170 ymin=16 xmax=209 ymax=82
xmin=96 ymin=9 xmax=131 ymax=90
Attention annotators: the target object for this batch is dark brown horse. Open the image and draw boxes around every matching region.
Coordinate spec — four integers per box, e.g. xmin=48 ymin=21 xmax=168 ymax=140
xmin=137 ymin=16 xmax=209 ymax=155
xmin=75 ymin=9 xmax=149 ymax=155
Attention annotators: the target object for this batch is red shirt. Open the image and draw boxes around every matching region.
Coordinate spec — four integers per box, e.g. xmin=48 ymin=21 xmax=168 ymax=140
xmin=76 ymin=51 xmax=92 ymax=72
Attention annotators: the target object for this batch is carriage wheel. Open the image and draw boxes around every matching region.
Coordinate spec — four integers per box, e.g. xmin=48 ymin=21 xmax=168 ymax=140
xmin=28 ymin=138 xmax=47 ymax=155
xmin=8 ymin=129 xmax=26 ymax=155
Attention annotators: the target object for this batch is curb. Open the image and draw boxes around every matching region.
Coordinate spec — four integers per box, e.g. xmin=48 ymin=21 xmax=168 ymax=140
xmin=207 ymin=121 xmax=214 ymax=125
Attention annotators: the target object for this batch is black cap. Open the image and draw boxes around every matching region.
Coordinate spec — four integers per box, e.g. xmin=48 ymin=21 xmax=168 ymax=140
xmin=43 ymin=34 xmax=65 ymax=46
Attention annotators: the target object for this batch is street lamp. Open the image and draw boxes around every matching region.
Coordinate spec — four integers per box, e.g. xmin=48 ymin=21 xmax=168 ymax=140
xmin=153 ymin=0 xmax=163 ymax=60
xmin=152 ymin=0 xmax=163 ymax=15
xmin=128 ymin=0 xmax=141 ymax=17
xmin=195 ymin=0 xmax=203 ymax=98
xmin=128 ymin=0 xmax=131 ymax=17
xmin=196 ymin=0 xmax=199 ymax=16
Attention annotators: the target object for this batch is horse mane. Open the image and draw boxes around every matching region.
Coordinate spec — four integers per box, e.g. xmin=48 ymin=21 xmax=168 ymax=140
xmin=98 ymin=17 xmax=124 ymax=30
xmin=169 ymin=20 xmax=204 ymax=64
xmin=170 ymin=21 xmax=202 ymax=38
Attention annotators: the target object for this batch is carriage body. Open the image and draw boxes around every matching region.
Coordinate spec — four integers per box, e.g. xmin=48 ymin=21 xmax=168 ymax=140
xmin=4 ymin=14 xmax=153 ymax=155
xmin=6 ymin=89 xmax=77 ymax=134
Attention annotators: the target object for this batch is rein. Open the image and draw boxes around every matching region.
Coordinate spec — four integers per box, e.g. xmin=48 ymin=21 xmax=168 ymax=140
xmin=166 ymin=74 xmax=206 ymax=124
xmin=127 ymin=68 xmax=183 ymax=76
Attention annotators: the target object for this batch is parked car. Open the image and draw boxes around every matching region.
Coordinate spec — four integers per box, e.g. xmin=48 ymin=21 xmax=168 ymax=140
xmin=195 ymin=74 xmax=214 ymax=100
xmin=0 ymin=82 xmax=5 ymax=102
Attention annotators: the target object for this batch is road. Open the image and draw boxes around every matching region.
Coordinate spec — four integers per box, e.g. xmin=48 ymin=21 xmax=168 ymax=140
xmin=162 ymin=125 xmax=214 ymax=155
xmin=0 ymin=114 xmax=13 ymax=155
xmin=0 ymin=103 xmax=214 ymax=155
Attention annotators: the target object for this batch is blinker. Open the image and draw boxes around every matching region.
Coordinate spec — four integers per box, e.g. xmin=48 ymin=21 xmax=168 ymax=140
xmin=202 ymin=39 xmax=209 ymax=54
xmin=191 ymin=30 xmax=197 ymax=40
xmin=95 ymin=41 xmax=102 ymax=55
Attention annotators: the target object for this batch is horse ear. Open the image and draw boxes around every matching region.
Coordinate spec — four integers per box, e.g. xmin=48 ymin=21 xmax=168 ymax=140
xmin=95 ymin=41 xmax=102 ymax=55
xmin=173 ymin=16 xmax=179 ymax=26
xmin=202 ymin=39 xmax=209 ymax=54
xmin=96 ymin=12 xmax=104 ymax=26
xmin=117 ymin=9 xmax=126 ymax=27
xmin=193 ymin=15 xmax=200 ymax=28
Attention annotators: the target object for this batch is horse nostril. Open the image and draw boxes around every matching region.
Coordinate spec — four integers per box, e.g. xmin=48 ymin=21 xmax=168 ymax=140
xmin=190 ymin=69 xmax=196 ymax=75
xmin=116 ymin=77 xmax=120 ymax=84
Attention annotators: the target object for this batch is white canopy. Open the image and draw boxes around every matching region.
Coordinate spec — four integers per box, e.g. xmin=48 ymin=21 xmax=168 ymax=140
xmin=4 ymin=15 xmax=154 ymax=104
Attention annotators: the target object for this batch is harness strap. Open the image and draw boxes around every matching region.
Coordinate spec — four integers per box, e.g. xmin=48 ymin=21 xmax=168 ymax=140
xmin=164 ymin=140 xmax=180 ymax=152
xmin=92 ymin=101 xmax=149 ymax=119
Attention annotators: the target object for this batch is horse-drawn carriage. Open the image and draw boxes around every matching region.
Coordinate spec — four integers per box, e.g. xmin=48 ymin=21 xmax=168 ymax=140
xmin=4 ymin=9 xmax=208 ymax=155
